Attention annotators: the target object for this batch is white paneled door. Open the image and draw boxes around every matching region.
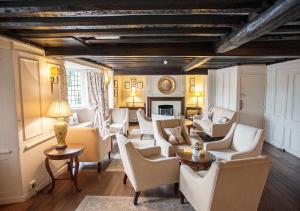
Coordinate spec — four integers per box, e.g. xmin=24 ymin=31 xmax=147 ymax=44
xmin=265 ymin=59 xmax=300 ymax=158
xmin=239 ymin=75 xmax=265 ymax=128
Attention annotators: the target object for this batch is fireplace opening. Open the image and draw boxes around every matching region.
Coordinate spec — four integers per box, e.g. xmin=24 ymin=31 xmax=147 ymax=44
xmin=158 ymin=105 xmax=174 ymax=116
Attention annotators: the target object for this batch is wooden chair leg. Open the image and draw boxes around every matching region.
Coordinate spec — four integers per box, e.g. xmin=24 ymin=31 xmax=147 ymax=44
xmin=174 ymin=182 xmax=179 ymax=194
xmin=134 ymin=191 xmax=141 ymax=205
xmin=108 ymin=151 xmax=111 ymax=159
xmin=180 ymin=191 xmax=185 ymax=204
xmin=140 ymin=134 xmax=144 ymax=140
xmin=123 ymin=173 xmax=127 ymax=184
xmin=97 ymin=162 xmax=101 ymax=173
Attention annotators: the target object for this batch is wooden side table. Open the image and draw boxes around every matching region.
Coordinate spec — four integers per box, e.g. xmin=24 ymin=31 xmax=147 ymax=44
xmin=44 ymin=145 xmax=84 ymax=193
xmin=176 ymin=151 xmax=216 ymax=171
xmin=185 ymin=106 xmax=202 ymax=119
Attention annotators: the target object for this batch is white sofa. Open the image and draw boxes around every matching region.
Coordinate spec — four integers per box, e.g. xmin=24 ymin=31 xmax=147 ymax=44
xmin=104 ymin=108 xmax=129 ymax=136
xmin=180 ymin=156 xmax=271 ymax=211
xmin=116 ymin=133 xmax=179 ymax=205
xmin=70 ymin=107 xmax=95 ymax=128
xmin=193 ymin=107 xmax=236 ymax=138
xmin=204 ymin=123 xmax=265 ymax=161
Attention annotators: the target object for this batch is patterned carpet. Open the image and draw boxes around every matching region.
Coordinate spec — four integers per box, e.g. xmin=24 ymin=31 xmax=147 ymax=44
xmin=76 ymin=196 xmax=194 ymax=211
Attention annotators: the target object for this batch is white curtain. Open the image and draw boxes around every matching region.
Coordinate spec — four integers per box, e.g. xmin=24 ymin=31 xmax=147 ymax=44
xmin=86 ymin=70 xmax=109 ymax=136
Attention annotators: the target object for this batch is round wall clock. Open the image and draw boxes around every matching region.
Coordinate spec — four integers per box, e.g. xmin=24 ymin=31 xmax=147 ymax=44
xmin=158 ymin=76 xmax=176 ymax=94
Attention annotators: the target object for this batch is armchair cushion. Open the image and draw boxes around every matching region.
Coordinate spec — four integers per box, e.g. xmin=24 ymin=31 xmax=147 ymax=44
xmin=231 ymin=124 xmax=260 ymax=152
xmin=209 ymin=149 xmax=237 ymax=160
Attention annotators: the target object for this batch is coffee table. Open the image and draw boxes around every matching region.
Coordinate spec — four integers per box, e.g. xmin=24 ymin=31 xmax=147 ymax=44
xmin=176 ymin=150 xmax=216 ymax=170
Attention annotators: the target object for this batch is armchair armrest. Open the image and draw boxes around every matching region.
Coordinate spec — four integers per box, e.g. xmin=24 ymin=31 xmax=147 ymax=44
xmin=204 ymin=137 xmax=232 ymax=151
xmin=137 ymin=146 xmax=161 ymax=157
xmin=211 ymin=121 xmax=232 ymax=138
xmin=155 ymin=136 xmax=176 ymax=157
xmin=193 ymin=115 xmax=205 ymax=120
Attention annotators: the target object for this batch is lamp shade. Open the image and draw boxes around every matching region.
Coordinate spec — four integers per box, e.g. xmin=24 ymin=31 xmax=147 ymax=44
xmin=195 ymin=91 xmax=205 ymax=97
xmin=47 ymin=100 xmax=72 ymax=118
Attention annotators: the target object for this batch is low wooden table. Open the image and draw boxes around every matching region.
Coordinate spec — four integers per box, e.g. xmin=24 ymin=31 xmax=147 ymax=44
xmin=176 ymin=150 xmax=216 ymax=170
xmin=44 ymin=145 xmax=84 ymax=193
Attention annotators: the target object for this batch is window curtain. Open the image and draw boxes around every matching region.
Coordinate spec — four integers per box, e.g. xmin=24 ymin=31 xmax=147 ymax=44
xmin=60 ymin=64 xmax=68 ymax=101
xmin=86 ymin=70 xmax=109 ymax=136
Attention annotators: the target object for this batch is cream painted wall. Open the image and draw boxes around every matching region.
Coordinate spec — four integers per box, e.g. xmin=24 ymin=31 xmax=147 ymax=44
xmin=185 ymin=75 xmax=207 ymax=107
xmin=0 ymin=36 xmax=66 ymax=204
xmin=114 ymin=75 xmax=147 ymax=107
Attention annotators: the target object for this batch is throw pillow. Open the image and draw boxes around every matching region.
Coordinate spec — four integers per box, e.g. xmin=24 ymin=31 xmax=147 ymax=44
xmin=69 ymin=113 xmax=79 ymax=126
xmin=217 ymin=116 xmax=229 ymax=124
xmin=164 ymin=126 xmax=186 ymax=145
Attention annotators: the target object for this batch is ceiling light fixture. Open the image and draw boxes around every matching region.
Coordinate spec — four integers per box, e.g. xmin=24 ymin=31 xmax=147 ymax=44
xmin=163 ymin=60 xmax=168 ymax=65
xmin=94 ymin=36 xmax=120 ymax=40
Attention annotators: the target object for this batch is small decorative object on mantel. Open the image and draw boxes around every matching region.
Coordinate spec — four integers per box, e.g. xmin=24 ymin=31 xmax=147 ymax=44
xmin=137 ymin=82 xmax=143 ymax=89
xmin=158 ymin=76 xmax=176 ymax=94
xmin=47 ymin=100 xmax=72 ymax=149
xmin=131 ymin=78 xmax=137 ymax=85
xmin=192 ymin=141 xmax=202 ymax=156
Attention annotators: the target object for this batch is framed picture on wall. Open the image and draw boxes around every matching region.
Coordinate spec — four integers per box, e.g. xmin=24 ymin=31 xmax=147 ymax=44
xmin=189 ymin=77 xmax=195 ymax=85
xmin=114 ymin=80 xmax=118 ymax=88
xmin=131 ymin=78 xmax=137 ymax=85
xmin=114 ymin=89 xmax=118 ymax=97
xmin=190 ymin=86 xmax=195 ymax=93
xmin=137 ymin=82 xmax=143 ymax=89
xmin=125 ymin=81 xmax=130 ymax=89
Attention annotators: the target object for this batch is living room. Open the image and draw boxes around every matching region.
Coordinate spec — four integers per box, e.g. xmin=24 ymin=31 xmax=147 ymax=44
xmin=0 ymin=1 xmax=300 ymax=211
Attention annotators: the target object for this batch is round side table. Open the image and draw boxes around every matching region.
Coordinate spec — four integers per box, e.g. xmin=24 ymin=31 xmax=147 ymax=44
xmin=176 ymin=150 xmax=216 ymax=170
xmin=44 ymin=145 xmax=84 ymax=193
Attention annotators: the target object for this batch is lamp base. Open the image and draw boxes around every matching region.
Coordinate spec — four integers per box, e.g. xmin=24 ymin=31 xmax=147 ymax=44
xmin=54 ymin=117 xmax=68 ymax=150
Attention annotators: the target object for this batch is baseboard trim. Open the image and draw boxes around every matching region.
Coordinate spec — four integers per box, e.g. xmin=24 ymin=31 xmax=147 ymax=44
xmin=0 ymin=164 xmax=67 ymax=205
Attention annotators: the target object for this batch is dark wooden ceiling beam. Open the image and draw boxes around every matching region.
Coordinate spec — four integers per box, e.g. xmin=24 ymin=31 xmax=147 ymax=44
xmin=45 ymin=41 xmax=300 ymax=57
xmin=15 ymin=27 xmax=229 ymax=37
xmin=270 ymin=25 xmax=300 ymax=34
xmin=0 ymin=0 xmax=263 ymax=17
xmin=182 ymin=57 xmax=212 ymax=71
xmin=113 ymin=68 xmax=208 ymax=75
xmin=216 ymin=0 xmax=300 ymax=53
xmin=0 ymin=15 xmax=247 ymax=29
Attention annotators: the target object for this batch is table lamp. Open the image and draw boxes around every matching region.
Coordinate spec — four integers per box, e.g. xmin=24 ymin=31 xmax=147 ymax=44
xmin=194 ymin=91 xmax=205 ymax=107
xmin=47 ymin=100 xmax=72 ymax=149
xmin=131 ymin=86 xmax=137 ymax=107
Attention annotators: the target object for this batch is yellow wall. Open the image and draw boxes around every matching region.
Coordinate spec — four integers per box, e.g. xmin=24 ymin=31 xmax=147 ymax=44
xmin=185 ymin=75 xmax=207 ymax=107
xmin=114 ymin=75 xmax=146 ymax=107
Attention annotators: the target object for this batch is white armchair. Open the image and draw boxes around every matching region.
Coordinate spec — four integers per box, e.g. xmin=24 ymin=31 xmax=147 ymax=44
xmin=204 ymin=123 xmax=265 ymax=160
xmin=154 ymin=119 xmax=193 ymax=157
xmin=116 ymin=133 xmax=180 ymax=205
xmin=180 ymin=156 xmax=271 ymax=211
xmin=65 ymin=127 xmax=111 ymax=172
xmin=136 ymin=108 xmax=153 ymax=139
xmin=104 ymin=108 xmax=129 ymax=136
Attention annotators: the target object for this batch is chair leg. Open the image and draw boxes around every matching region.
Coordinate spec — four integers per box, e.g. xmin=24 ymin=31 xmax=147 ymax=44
xmin=123 ymin=173 xmax=127 ymax=184
xmin=140 ymin=134 xmax=144 ymax=140
xmin=108 ymin=151 xmax=111 ymax=159
xmin=174 ymin=182 xmax=179 ymax=194
xmin=133 ymin=191 xmax=141 ymax=205
xmin=180 ymin=191 xmax=185 ymax=204
xmin=97 ymin=162 xmax=101 ymax=173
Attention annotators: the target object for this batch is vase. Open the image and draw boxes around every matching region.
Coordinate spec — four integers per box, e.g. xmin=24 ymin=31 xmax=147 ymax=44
xmin=192 ymin=149 xmax=199 ymax=156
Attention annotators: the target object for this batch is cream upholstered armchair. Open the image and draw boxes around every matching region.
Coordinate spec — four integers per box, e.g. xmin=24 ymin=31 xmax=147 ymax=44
xmin=136 ymin=108 xmax=153 ymax=139
xmin=154 ymin=119 xmax=193 ymax=157
xmin=65 ymin=127 xmax=111 ymax=172
xmin=180 ymin=156 xmax=270 ymax=211
xmin=204 ymin=123 xmax=265 ymax=161
xmin=116 ymin=133 xmax=179 ymax=205
xmin=104 ymin=108 xmax=129 ymax=136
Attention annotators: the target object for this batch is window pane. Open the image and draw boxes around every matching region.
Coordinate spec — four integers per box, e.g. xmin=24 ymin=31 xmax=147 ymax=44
xmin=67 ymin=70 xmax=82 ymax=106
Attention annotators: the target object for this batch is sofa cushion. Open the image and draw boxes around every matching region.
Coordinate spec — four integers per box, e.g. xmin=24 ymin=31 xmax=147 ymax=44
xmin=109 ymin=123 xmax=123 ymax=133
xmin=164 ymin=126 xmax=186 ymax=145
xmin=194 ymin=119 xmax=212 ymax=134
xmin=217 ymin=116 xmax=230 ymax=124
xmin=231 ymin=124 xmax=258 ymax=152
xmin=69 ymin=113 xmax=79 ymax=126
xmin=111 ymin=109 xmax=127 ymax=123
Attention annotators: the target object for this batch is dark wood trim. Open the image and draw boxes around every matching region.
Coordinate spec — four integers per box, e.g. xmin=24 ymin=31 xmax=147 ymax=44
xmin=133 ymin=191 xmax=141 ymax=205
xmin=216 ymin=0 xmax=300 ymax=52
xmin=182 ymin=57 xmax=212 ymax=71
xmin=114 ymin=68 xmax=208 ymax=75
xmin=147 ymin=97 xmax=185 ymax=117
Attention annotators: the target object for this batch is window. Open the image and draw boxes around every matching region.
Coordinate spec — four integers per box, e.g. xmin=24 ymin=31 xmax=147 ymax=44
xmin=67 ymin=71 xmax=82 ymax=106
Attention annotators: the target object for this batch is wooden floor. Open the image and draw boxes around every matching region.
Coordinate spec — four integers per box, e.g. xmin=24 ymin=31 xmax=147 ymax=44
xmin=1 ymin=129 xmax=300 ymax=211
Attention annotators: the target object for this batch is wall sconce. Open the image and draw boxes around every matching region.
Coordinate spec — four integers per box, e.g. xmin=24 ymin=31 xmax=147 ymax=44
xmin=50 ymin=67 xmax=60 ymax=93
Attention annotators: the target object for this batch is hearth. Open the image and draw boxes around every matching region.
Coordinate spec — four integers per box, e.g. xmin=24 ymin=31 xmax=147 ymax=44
xmin=158 ymin=105 xmax=174 ymax=116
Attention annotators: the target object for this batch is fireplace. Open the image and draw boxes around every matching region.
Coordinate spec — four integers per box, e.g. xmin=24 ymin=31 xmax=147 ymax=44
xmin=147 ymin=97 xmax=185 ymax=117
xmin=158 ymin=105 xmax=174 ymax=116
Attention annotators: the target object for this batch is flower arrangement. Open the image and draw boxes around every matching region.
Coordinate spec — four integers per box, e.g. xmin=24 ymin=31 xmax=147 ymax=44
xmin=192 ymin=141 xmax=202 ymax=150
